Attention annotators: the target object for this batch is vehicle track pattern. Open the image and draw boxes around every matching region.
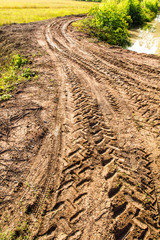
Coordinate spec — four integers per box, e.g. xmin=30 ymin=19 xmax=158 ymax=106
xmin=0 ymin=15 xmax=159 ymax=240
xmin=34 ymin=15 xmax=160 ymax=240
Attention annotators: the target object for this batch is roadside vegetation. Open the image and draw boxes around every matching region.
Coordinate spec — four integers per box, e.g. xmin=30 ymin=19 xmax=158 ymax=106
xmin=0 ymin=0 xmax=99 ymax=25
xmin=75 ymin=0 xmax=159 ymax=46
xmin=0 ymin=54 xmax=37 ymax=101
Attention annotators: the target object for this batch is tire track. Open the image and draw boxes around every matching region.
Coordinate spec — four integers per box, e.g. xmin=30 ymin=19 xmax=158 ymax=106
xmin=35 ymin=15 xmax=160 ymax=239
xmin=47 ymin=17 xmax=160 ymax=130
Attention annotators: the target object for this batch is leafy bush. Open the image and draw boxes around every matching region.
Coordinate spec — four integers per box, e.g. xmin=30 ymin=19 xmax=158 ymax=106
xmin=123 ymin=0 xmax=146 ymax=26
xmin=142 ymin=0 xmax=159 ymax=21
xmin=79 ymin=0 xmax=159 ymax=47
xmin=83 ymin=3 xmax=131 ymax=46
xmin=143 ymin=0 xmax=158 ymax=14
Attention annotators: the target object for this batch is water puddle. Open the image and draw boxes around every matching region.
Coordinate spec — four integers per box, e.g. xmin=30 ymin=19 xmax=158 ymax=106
xmin=128 ymin=15 xmax=160 ymax=55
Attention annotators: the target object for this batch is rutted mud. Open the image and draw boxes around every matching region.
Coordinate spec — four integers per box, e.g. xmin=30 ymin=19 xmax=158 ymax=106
xmin=0 ymin=15 xmax=160 ymax=239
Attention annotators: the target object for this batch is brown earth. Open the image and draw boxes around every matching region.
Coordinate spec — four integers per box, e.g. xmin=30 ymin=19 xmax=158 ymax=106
xmin=0 ymin=15 xmax=160 ymax=240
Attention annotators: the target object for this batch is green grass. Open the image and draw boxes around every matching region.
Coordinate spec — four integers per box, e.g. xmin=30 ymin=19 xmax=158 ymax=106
xmin=0 ymin=54 xmax=37 ymax=101
xmin=0 ymin=0 xmax=99 ymax=25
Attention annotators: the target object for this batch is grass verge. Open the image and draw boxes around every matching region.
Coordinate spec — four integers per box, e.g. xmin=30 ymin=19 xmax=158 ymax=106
xmin=0 ymin=54 xmax=37 ymax=101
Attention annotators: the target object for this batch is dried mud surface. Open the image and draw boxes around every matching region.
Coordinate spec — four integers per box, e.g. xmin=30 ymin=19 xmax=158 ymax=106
xmin=0 ymin=15 xmax=160 ymax=240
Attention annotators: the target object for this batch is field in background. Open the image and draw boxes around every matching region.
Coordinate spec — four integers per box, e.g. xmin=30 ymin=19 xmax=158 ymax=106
xmin=0 ymin=0 xmax=99 ymax=25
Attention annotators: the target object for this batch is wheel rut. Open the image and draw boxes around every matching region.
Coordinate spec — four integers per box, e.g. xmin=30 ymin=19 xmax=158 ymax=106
xmin=33 ymin=15 xmax=160 ymax=240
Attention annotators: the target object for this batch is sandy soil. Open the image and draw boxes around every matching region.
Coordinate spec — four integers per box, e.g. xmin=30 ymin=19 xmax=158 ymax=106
xmin=0 ymin=15 xmax=160 ymax=240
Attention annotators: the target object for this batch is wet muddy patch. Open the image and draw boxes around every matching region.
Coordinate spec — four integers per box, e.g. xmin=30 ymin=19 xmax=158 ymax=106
xmin=128 ymin=15 xmax=160 ymax=55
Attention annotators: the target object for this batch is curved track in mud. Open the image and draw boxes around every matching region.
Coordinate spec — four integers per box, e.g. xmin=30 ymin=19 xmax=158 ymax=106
xmin=35 ymin=15 xmax=160 ymax=240
xmin=0 ymin=15 xmax=160 ymax=239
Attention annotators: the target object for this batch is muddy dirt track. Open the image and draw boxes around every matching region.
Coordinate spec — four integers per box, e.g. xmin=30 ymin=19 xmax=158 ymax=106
xmin=0 ymin=15 xmax=160 ymax=239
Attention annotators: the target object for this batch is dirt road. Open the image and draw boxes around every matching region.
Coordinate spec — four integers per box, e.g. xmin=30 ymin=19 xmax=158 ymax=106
xmin=0 ymin=15 xmax=160 ymax=239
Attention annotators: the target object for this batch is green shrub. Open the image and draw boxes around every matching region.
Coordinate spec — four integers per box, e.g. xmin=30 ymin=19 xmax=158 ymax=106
xmin=143 ymin=0 xmax=158 ymax=14
xmin=128 ymin=0 xmax=145 ymax=26
xmin=122 ymin=0 xmax=146 ymax=27
xmin=78 ymin=0 xmax=159 ymax=47
xmin=83 ymin=3 xmax=131 ymax=46
xmin=142 ymin=0 xmax=159 ymax=21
